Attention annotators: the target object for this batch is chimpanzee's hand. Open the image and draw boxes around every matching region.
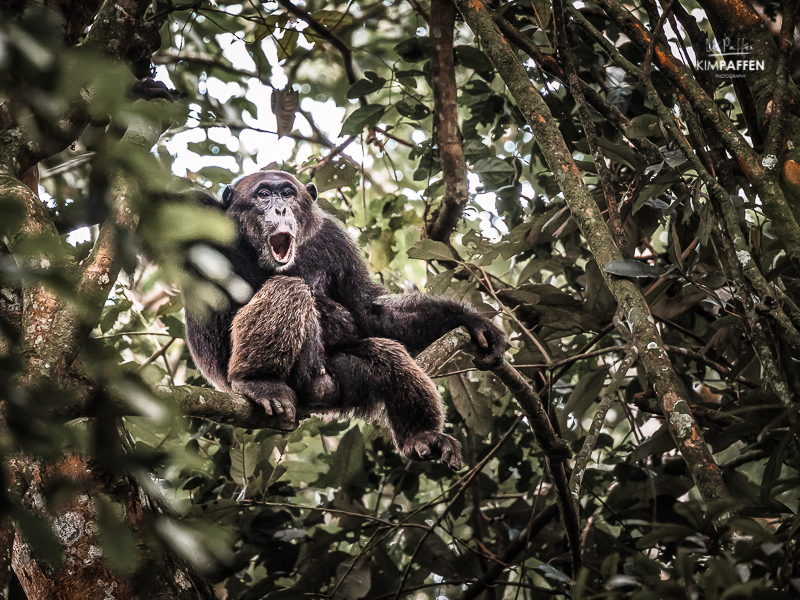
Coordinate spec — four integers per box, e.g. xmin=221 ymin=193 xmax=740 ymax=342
xmin=466 ymin=319 xmax=505 ymax=370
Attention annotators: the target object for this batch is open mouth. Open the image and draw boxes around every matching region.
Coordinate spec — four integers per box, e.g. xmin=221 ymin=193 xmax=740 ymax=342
xmin=269 ymin=232 xmax=295 ymax=263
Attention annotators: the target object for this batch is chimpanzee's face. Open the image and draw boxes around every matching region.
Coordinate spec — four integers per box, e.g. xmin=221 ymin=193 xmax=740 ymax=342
xmin=223 ymin=171 xmax=320 ymax=272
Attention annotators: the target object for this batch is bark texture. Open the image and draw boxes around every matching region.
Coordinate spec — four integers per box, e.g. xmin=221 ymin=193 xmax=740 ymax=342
xmin=453 ymin=0 xmax=730 ymax=505
xmin=9 ymin=454 xmax=216 ymax=600
xmin=426 ymin=0 xmax=470 ymax=242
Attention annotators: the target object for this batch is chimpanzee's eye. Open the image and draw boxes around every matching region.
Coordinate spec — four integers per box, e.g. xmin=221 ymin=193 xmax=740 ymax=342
xmin=281 ymin=187 xmax=294 ymax=198
xmin=257 ymin=188 xmax=269 ymax=199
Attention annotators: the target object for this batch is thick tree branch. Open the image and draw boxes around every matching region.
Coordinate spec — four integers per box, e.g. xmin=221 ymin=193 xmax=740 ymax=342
xmin=15 ymin=102 xmax=171 ymax=386
xmin=425 ymin=0 xmax=469 ymax=242
xmin=1 ymin=0 xmax=149 ymax=175
xmin=578 ymin=0 xmax=800 ymax=274
xmin=553 ymin=0 xmax=628 ymax=257
xmin=453 ymin=0 xmax=730 ymax=505
xmin=54 ymin=327 xmax=475 ymax=429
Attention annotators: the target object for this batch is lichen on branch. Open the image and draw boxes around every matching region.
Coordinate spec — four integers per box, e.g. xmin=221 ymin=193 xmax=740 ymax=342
xmin=453 ymin=0 xmax=730 ymax=505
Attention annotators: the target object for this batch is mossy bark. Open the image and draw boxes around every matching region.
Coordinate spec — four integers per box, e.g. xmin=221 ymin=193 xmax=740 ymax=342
xmin=454 ymin=0 xmax=730 ymax=505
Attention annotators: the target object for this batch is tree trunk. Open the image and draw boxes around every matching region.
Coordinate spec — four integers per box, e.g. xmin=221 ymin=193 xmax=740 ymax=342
xmin=9 ymin=454 xmax=217 ymax=599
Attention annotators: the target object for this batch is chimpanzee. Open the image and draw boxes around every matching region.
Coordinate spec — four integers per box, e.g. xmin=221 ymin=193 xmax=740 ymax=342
xmin=184 ymin=170 xmax=505 ymax=470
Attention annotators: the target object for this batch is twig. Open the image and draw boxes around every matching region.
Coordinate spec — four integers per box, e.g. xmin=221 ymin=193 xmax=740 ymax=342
xmin=457 ymin=504 xmax=560 ymax=600
xmin=568 ymin=348 xmax=638 ymax=510
xmin=553 ymin=0 xmax=628 ymax=257
xmin=137 ymin=338 xmax=176 ymax=371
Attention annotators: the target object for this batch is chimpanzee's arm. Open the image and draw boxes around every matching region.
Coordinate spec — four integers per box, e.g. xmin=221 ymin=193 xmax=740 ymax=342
xmin=368 ymin=293 xmax=505 ymax=370
xmin=306 ymin=220 xmax=505 ymax=369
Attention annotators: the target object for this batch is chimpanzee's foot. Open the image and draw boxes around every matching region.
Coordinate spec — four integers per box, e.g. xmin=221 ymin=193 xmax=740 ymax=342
xmin=402 ymin=431 xmax=462 ymax=470
xmin=130 ymin=78 xmax=177 ymax=101
xmin=304 ymin=368 xmax=340 ymax=407
xmin=232 ymin=379 xmax=297 ymax=427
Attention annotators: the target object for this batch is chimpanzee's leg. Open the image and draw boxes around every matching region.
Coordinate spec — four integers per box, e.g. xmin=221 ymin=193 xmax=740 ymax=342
xmin=328 ymin=338 xmax=461 ymax=470
xmin=229 ymin=276 xmax=337 ymax=420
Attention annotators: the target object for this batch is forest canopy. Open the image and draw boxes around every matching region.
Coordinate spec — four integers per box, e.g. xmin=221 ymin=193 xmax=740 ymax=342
xmin=1 ymin=0 xmax=800 ymax=598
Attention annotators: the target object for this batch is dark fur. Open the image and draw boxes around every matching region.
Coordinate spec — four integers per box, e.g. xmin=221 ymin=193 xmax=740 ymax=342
xmin=185 ymin=170 xmax=505 ymax=469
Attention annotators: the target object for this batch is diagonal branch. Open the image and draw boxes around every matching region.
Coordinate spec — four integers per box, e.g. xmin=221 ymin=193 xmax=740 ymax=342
xmin=569 ymin=348 xmax=638 ymax=509
xmin=276 ymin=0 xmax=360 ymax=97
xmin=552 ymin=0 xmax=628 ymax=257
xmin=453 ymin=0 xmax=730 ymax=506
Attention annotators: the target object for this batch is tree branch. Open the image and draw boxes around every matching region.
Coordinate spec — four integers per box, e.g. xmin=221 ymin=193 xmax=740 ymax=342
xmin=15 ymin=100 xmax=171 ymax=386
xmin=552 ymin=0 xmax=628 ymax=257
xmin=425 ymin=0 xmax=469 ymax=242
xmin=569 ymin=348 xmax=637 ymax=510
xmin=57 ymin=327 xmax=474 ymax=428
xmin=453 ymin=0 xmax=730 ymax=506
xmin=1 ymin=0 xmax=149 ymax=175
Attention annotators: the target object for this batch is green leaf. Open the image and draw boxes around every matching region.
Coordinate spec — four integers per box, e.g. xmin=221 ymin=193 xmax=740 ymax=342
xmin=12 ymin=506 xmax=63 ymax=569
xmin=100 ymin=297 xmax=133 ymax=333
xmin=315 ymin=155 xmax=360 ymax=192
xmin=407 ymin=239 xmax=455 ymax=262
xmin=346 ymin=73 xmax=386 ymax=99
xmin=333 ymin=558 xmax=371 ymax=600
xmin=310 ymin=10 xmax=356 ymax=28
xmin=395 ymin=99 xmax=430 ymax=120
xmin=95 ymin=494 xmax=139 ymax=574
xmin=340 ymin=104 xmax=386 ymax=136
xmin=472 ymin=157 xmax=516 ymax=174
xmin=558 ymin=368 xmax=609 ymax=433
xmin=277 ymin=29 xmax=298 ymax=61
xmin=369 ymin=229 xmax=397 ymax=271
xmin=325 ymin=426 xmax=366 ymax=489
xmin=636 ymin=524 xmax=697 ymax=548
xmin=625 ymin=114 xmax=660 ymax=138
xmin=604 ymin=259 xmax=664 ymax=278
xmin=160 ymin=315 xmax=185 ymax=339
xmin=394 ymin=37 xmax=428 ymax=63
xmin=454 ymin=46 xmax=494 ymax=75
xmin=151 ymin=203 xmax=236 ymax=246
xmin=448 ymin=375 xmax=493 ymax=435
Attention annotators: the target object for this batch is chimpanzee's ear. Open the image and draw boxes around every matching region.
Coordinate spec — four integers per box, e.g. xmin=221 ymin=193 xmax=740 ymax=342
xmin=306 ymin=183 xmax=318 ymax=202
xmin=221 ymin=185 xmax=235 ymax=208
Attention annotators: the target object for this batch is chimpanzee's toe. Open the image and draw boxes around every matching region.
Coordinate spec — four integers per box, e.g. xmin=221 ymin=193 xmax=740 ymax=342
xmin=404 ymin=432 xmax=462 ymax=470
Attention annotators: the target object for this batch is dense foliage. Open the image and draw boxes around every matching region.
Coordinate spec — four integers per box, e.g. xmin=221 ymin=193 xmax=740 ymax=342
xmin=2 ymin=0 xmax=800 ymax=598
